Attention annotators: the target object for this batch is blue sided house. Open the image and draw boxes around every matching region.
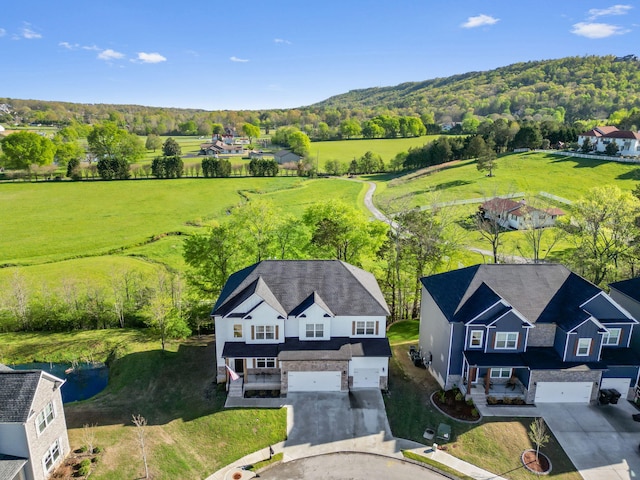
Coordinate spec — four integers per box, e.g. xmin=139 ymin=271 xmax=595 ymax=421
xmin=418 ymin=264 xmax=640 ymax=404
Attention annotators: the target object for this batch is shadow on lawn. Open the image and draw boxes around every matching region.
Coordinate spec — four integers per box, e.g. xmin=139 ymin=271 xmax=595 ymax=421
xmin=385 ymin=344 xmax=580 ymax=479
xmin=65 ymin=336 xmax=224 ymax=428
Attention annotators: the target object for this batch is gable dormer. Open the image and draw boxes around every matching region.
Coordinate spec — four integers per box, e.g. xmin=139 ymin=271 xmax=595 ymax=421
xmin=291 ymin=291 xmax=333 ymax=340
xmin=556 ymin=315 xmax=607 ymax=362
xmin=580 ymin=292 xmax=637 ymax=349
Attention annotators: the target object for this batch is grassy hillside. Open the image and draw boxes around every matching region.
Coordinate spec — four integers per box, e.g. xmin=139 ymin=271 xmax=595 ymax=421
xmin=373 ymin=151 xmax=640 ymax=210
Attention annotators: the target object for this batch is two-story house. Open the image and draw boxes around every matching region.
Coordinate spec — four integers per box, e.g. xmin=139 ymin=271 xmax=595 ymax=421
xmin=213 ymin=260 xmax=391 ymax=396
xmin=0 ymin=368 xmax=70 ymax=480
xmin=418 ymin=264 xmax=640 ymax=404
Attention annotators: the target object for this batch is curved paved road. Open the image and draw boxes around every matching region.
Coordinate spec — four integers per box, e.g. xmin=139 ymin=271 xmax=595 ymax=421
xmin=257 ymin=452 xmax=448 ymax=480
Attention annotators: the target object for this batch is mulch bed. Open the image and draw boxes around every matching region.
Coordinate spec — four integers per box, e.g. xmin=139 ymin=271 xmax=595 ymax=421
xmin=522 ymin=450 xmax=551 ymax=474
xmin=432 ymin=389 xmax=481 ymax=422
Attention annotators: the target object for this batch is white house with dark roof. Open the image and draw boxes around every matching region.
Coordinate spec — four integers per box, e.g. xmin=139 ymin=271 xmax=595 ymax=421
xmin=479 ymin=198 xmax=564 ymax=230
xmin=0 ymin=368 xmax=69 ymax=480
xmin=577 ymin=126 xmax=640 ymax=156
xmin=419 ymin=264 xmax=640 ymax=404
xmin=212 ymin=260 xmax=391 ymax=396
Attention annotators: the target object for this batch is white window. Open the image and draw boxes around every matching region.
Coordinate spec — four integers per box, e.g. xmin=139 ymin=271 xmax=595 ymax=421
xmin=490 ymin=368 xmax=512 ymax=379
xmin=603 ymin=328 xmax=621 ymax=346
xmin=255 ymin=325 xmax=275 ymax=340
xmin=305 ymin=323 xmax=324 ymax=338
xmin=469 ymin=330 xmax=484 ymax=348
xmin=255 ymin=358 xmax=276 ymax=368
xmin=577 ymin=338 xmax=592 ymax=356
xmin=494 ymin=332 xmax=518 ymax=350
xmin=233 ymin=324 xmax=243 ymax=338
xmin=355 ymin=321 xmax=376 ymax=335
xmin=43 ymin=439 xmax=62 ymax=472
xmin=36 ymin=402 xmax=55 ymax=434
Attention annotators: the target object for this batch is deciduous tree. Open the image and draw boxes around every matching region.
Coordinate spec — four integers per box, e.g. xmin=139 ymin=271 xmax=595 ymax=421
xmin=0 ymin=131 xmax=55 ymax=169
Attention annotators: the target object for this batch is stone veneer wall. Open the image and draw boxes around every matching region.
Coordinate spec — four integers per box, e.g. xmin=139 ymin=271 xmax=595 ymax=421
xmin=280 ymin=360 xmax=349 ymax=394
xmin=526 ymin=369 xmax=602 ymax=404
xmin=526 ymin=323 xmax=556 ymax=347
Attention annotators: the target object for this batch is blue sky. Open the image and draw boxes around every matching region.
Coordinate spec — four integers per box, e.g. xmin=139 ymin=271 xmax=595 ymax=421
xmin=0 ymin=1 xmax=637 ymax=110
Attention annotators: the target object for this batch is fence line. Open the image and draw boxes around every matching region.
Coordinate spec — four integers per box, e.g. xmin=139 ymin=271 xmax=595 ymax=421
xmin=535 ymin=149 xmax=640 ymax=165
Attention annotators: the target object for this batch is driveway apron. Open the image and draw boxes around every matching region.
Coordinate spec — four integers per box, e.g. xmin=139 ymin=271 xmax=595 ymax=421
xmin=538 ymin=402 xmax=640 ymax=480
xmin=283 ymin=390 xmax=402 ymax=461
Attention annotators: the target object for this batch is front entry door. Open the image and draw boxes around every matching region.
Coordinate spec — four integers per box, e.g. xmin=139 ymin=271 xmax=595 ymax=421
xmin=469 ymin=367 xmax=477 ymax=383
xmin=234 ymin=359 xmax=244 ymax=376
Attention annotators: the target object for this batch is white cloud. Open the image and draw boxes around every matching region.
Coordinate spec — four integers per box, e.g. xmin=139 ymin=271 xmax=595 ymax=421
xmin=0 ymin=28 xmax=6 ymax=37
xmin=588 ymin=4 xmax=632 ymax=19
xmin=230 ymin=56 xmax=249 ymax=63
xmin=461 ymin=14 xmax=499 ymax=28
xmin=82 ymin=44 xmax=100 ymax=51
xmin=571 ymin=22 xmax=628 ymax=38
xmin=274 ymin=38 xmax=291 ymax=45
xmin=59 ymin=41 xmax=78 ymax=49
xmin=136 ymin=52 xmax=167 ymax=63
xmin=98 ymin=49 xmax=125 ymax=61
xmin=22 ymin=27 xmax=42 ymax=39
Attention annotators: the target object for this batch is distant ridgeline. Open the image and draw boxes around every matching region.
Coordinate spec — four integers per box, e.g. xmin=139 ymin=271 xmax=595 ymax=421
xmin=1 ymin=55 xmax=639 ymax=129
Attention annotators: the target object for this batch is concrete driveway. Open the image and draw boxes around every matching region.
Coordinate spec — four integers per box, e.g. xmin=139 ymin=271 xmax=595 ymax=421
xmin=283 ymin=391 xmax=410 ymax=461
xmin=538 ymin=401 xmax=640 ymax=480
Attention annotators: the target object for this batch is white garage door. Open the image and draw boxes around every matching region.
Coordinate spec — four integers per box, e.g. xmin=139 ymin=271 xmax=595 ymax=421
xmin=352 ymin=368 xmax=379 ymax=388
xmin=535 ymin=382 xmax=593 ymax=403
xmin=288 ymin=371 xmax=342 ymax=392
xmin=601 ymin=378 xmax=631 ymax=396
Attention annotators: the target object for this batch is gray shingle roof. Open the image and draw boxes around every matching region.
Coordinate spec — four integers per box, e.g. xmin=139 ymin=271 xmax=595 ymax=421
xmin=421 ymin=264 xmax=603 ymax=329
xmin=0 ymin=371 xmax=42 ymax=423
xmin=0 ymin=454 xmax=27 ymax=480
xmin=213 ymin=260 xmax=389 ymax=317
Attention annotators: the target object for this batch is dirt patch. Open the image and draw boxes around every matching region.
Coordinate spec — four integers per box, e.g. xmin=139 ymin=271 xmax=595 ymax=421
xmin=391 ymin=345 xmax=440 ymax=399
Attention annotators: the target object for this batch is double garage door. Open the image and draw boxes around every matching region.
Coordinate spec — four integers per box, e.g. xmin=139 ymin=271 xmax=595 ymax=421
xmin=534 ymin=382 xmax=593 ymax=403
xmin=288 ymin=371 xmax=342 ymax=392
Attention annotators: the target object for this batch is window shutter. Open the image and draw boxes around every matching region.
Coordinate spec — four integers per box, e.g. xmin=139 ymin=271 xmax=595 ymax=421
xmin=352 ymin=322 xmax=356 ymax=335
xmin=619 ymin=329 xmax=624 ymax=345
xmin=375 ymin=322 xmax=379 ymax=335
xmin=517 ymin=332 xmax=522 ymax=349
xmin=251 ymin=326 xmax=255 ymax=340
xmin=588 ymin=340 xmax=593 ymax=355
xmin=573 ymin=338 xmax=578 ymax=355
xmin=275 ymin=325 xmax=279 ymax=340
xmin=491 ymin=332 xmax=496 ymax=349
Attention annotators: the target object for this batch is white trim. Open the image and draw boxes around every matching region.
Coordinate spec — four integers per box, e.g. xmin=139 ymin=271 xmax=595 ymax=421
xmin=464 ymin=300 xmax=504 ymax=325
xmin=585 ymin=291 xmax=638 ymax=324
xmin=568 ymin=315 xmax=605 ymax=333
xmin=576 ymin=338 xmax=592 ymax=356
xmin=445 ymin=323 xmax=453 ymax=384
xmin=563 ymin=332 xmax=571 ymax=361
xmin=494 ymin=332 xmax=519 ymax=350
xmin=524 ymin=326 xmax=530 ymax=350
xmin=486 ymin=307 xmax=534 ymax=328
xmin=468 ymin=330 xmax=484 ymax=348
xmin=602 ymin=327 xmax=622 ymax=346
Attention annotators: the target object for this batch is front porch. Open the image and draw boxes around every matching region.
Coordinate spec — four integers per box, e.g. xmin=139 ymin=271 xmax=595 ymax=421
xmin=462 ymin=351 xmax=530 ymax=404
xmin=244 ymin=372 xmax=281 ymax=392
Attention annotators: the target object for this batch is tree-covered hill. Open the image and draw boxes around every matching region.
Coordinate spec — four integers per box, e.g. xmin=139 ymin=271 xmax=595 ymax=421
xmin=313 ymin=55 xmax=640 ymax=123
xmin=1 ymin=55 xmax=639 ymax=131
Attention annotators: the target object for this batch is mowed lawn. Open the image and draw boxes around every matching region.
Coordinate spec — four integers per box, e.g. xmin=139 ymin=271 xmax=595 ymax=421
xmin=0 ymin=330 xmax=287 ymax=480
xmin=1 ymin=177 xmax=364 ymax=266
xmin=312 ymin=135 xmax=442 ymax=164
xmin=373 ymin=151 xmax=640 ymax=209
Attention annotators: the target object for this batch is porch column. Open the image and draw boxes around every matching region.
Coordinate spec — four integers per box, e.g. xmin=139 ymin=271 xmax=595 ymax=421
xmin=484 ymin=368 xmax=491 ymax=394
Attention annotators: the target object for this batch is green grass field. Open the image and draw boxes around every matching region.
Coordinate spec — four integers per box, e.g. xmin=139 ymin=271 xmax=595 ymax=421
xmin=311 ymin=135 xmax=442 ymax=165
xmin=372 ymin=151 xmax=640 ymax=210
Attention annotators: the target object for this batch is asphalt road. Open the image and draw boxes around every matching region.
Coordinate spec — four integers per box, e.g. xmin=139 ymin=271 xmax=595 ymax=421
xmin=257 ymin=452 xmax=449 ymax=480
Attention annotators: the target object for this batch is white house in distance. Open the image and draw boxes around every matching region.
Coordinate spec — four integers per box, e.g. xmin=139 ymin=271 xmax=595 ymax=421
xmin=0 ymin=367 xmax=70 ymax=480
xmin=577 ymin=126 xmax=640 ymax=157
xmin=479 ymin=197 xmax=564 ymax=230
xmin=212 ymin=260 xmax=391 ymax=396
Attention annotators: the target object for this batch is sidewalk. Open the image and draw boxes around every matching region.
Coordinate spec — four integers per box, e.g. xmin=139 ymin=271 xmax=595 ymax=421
xmin=206 ymin=436 xmax=510 ymax=480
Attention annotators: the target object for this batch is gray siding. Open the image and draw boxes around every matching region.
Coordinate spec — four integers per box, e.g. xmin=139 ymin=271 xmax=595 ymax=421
xmin=419 ymin=287 xmax=451 ymax=389
xmin=449 ymin=323 xmax=466 ymax=376
xmin=564 ymin=321 xmax=602 ymax=362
